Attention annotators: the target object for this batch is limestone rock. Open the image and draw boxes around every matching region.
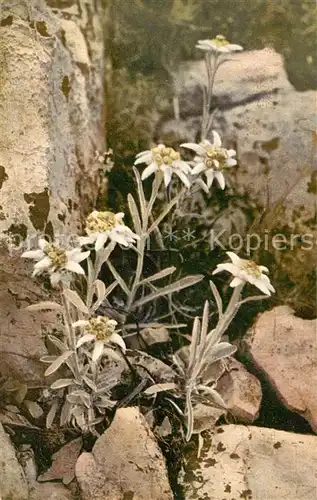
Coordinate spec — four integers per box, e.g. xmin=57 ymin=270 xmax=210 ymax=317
xmin=244 ymin=305 xmax=317 ymax=431
xmin=0 ymin=0 xmax=107 ymax=382
xmin=0 ymin=422 xmax=29 ymax=500
xmin=181 ymin=424 xmax=317 ymax=500
xmin=29 ymin=482 xmax=74 ymax=500
xmin=75 ymin=407 xmax=173 ymax=500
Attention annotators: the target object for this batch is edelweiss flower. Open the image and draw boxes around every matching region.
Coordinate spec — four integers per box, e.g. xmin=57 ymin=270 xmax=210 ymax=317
xmin=134 ymin=144 xmax=191 ymax=188
xmin=79 ymin=211 xmax=139 ymax=252
xmin=74 ymin=316 xmax=125 ymax=362
xmin=212 ymin=252 xmax=275 ymax=296
xmin=22 ymin=239 xmax=90 ymax=286
xmin=181 ymin=131 xmax=237 ymax=190
xmin=196 ymin=35 xmax=243 ymax=53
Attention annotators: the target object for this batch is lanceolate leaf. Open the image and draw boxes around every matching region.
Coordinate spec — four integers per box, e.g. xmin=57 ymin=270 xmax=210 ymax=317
xmin=133 ymin=274 xmax=204 ymax=309
xmin=107 ymin=261 xmax=130 ymax=295
xmin=50 ymin=379 xmax=75 ymax=390
xmin=133 ymin=167 xmax=147 ymax=224
xmin=139 ymin=266 xmax=176 ymax=286
xmin=188 ymin=317 xmax=200 ymax=375
xmin=63 ymin=289 xmax=89 ymax=315
xmin=209 ymin=280 xmax=223 ymax=317
xmin=197 ymin=385 xmax=227 ymax=409
xmin=144 ymin=382 xmax=177 ymax=396
xmin=185 ymin=391 xmax=194 ymax=442
xmin=26 ymin=301 xmax=63 ymax=312
xmin=205 ymin=342 xmax=237 ymax=364
xmin=146 ymin=192 xmax=182 ymax=236
xmin=128 ymin=193 xmax=142 ymax=233
xmin=46 ymin=400 xmax=59 ymax=429
xmin=45 ymin=351 xmax=73 ymax=377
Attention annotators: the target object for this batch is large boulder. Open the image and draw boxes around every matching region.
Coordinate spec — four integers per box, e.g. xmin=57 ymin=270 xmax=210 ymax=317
xmin=75 ymin=407 xmax=173 ymax=500
xmin=0 ymin=0 xmax=107 ymax=383
xmin=181 ymin=424 xmax=317 ymax=500
xmin=243 ymin=305 xmax=317 ymax=432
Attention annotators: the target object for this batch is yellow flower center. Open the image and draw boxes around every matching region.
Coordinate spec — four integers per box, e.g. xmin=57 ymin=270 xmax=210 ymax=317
xmin=211 ymin=34 xmax=230 ymax=47
xmin=204 ymin=148 xmax=228 ymax=170
xmin=86 ymin=316 xmax=116 ymax=341
xmin=44 ymin=244 xmax=67 ymax=268
xmin=242 ymin=260 xmax=262 ymax=278
xmin=86 ymin=211 xmax=117 ymax=233
xmin=151 ymin=146 xmax=180 ymax=167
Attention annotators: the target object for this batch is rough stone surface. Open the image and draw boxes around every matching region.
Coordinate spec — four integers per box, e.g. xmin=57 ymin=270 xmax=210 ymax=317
xmin=0 ymin=0 xmax=107 ymax=382
xmin=244 ymin=305 xmax=317 ymax=432
xmin=217 ymin=357 xmax=262 ymax=423
xmin=181 ymin=424 xmax=317 ymax=500
xmin=157 ymin=48 xmax=317 ymax=285
xmin=29 ymin=482 xmax=74 ymax=500
xmin=0 ymin=422 xmax=29 ymax=500
xmin=75 ymin=407 xmax=173 ymax=500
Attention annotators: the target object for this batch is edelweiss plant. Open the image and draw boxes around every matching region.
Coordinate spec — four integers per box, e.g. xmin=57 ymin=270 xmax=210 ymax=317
xmin=19 ymin=33 xmax=275 ymax=442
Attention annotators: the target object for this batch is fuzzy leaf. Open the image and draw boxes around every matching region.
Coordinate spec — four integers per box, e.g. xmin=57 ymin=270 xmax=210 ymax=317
xmin=60 ymin=401 xmax=72 ymax=427
xmin=133 ymin=167 xmax=147 ymax=224
xmin=144 ymin=382 xmax=177 ymax=396
xmin=24 ymin=400 xmax=43 ymax=419
xmin=206 ymin=342 xmax=237 ymax=363
xmin=107 ymin=261 xmax=130 ymax=295
xmin=139 ymin=266 xmax=176 ymax=286
xmin=146 ymin=192 xmax=182 ymax=235
xmin=46 ymin=400 xmax=59 ymax=429
xmin=45 ymin=351 xmax=73 ymax=377
xmin=133 ymin=274 xmax=204 ymax=309
xmin=26 ymin=301 xmax=62 ymax=312
xmin=50 ymin=379 xmax=75 ymax=390
xmin=63 ymin=289 xmax=89 ymax=314
xmin=47 ymin=335 xmax=68 ymax=352
xmin=197 ymin=385 xmax=227 ymax=409
xmin=40 ymin=355 xmax=58 ymax=364
xmin=188 ymin=317 xmax=200 ymax=375
xmin=185 ymin=390 xmax=194 ymax=442
xmin=209 ymin=280 xmax=223 ymax=317
xmin=128 ymin=193 xmax=142 ymax=233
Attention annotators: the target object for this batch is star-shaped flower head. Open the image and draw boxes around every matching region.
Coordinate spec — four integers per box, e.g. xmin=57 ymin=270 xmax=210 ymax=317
xmin=134 ymin=144 xmax=191 ymax=188
xmin=74 ymin=316 xmax=125 ymax=362
xmin=79 ymin=211 xmax=139 ymax=252
xmin=181 ymin=131 xmax=237 ymax=190
xmin=212 ymin=252 xmax=275 ymax=296
xmin=196 ymin=35 xmax=243 ymax=54
xmin=22 ymin=239 xmax=90 ymax=286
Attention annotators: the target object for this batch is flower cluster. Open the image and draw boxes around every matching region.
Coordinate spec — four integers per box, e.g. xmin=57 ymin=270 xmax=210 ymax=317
xmin=181 ymin=131 xmax=237 ymax=190
xmin=22 ymin=239 xmax=89 ymax=286
xmin=74 ymin=316 xmax=125 ymax=362
xmin=79 ymin=210 xmax=139 ymax=251
xmin=213 ymin=252 xmax=275 ymax=296
xmin=134 ymin=144 xmax=191 ymax=188
xmin=196 ymin=34 xmax=243 ymax=54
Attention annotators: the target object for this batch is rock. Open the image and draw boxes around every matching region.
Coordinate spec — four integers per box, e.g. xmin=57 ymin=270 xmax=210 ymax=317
xmin=37 ymin=437 xmax=82 ymax=485
xmin=243 ymin=305 xmax=317 ymax=431
xmin=157 ymin=48 xmax=317 ymax=292
xmin=217 ymin=357 xmax=262 ymax=423
xmin=0 ymin=422 xmax=28 ymax=500
xmin=0 ymin=0 xmax=107 ymax=383
xmin=76 ymin=407 xmax=173 ymax=500
xmin=29 ymin=482 xmax=74 ymax=500
xmin=181 ymin=424 xmax=317 ymax=500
